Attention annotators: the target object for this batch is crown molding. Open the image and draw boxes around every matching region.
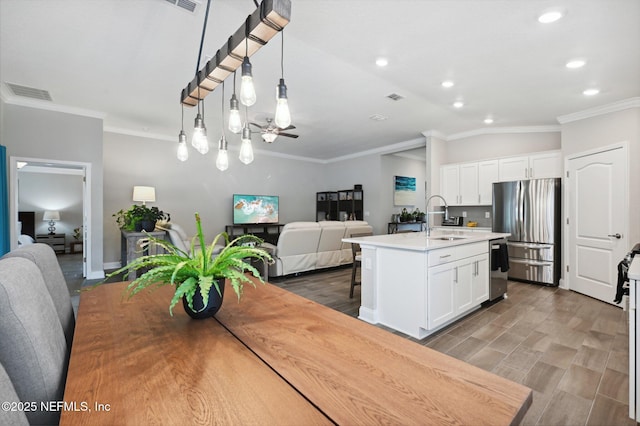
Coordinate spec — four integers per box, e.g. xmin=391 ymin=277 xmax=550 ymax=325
xmin=325 ymin=137 xmax=425 ymax=163
xmin=104 ymin=126 xmax=175 ymax=142
xmin=105 ymin=127 xmax=325 ymax=164
xmin=446 ymin=125 xmax=561 ymax=141
xmin=421 ymin=130 xmax=447 ymax=140
xmin=556 ymin=97 xmax=640 ymax=124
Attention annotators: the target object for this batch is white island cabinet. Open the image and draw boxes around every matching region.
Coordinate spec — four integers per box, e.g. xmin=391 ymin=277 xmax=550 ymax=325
xmin=343 ymin=230 xmax=509 ymax=339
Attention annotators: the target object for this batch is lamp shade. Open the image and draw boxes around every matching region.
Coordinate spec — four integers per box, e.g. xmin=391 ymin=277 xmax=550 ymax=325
xmin=43 ymin=211 xmax=60 ymax=221
xmin=132 ymin=186 xmax=156 ymax=204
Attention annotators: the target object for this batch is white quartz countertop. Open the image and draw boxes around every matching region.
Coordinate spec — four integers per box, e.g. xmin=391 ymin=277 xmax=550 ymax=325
xmin=342 ymin=229 xmax=510 ymax=252
xmin=630 ymin=257 xmax=640 ymax=281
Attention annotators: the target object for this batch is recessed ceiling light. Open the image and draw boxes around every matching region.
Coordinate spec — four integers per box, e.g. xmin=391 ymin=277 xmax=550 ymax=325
xmin=566 ymin=59 xmax=586 ymax=69
xmin=484 ymin=118 xmax=494 ymax=125
xmin=375 ymin=57 xmax=388 ymax=67
xmin=538 ymin=10 xmax=564 ymax=23
xmin=441 ymin=80 xmax=454 ymax=88
xmin=369 ymin=114 xmax=388 ymax=121
xmin=583 ymin=88 xmax=600 ymax=96
xmin=453 ymin=101 xmax=464 ymax=108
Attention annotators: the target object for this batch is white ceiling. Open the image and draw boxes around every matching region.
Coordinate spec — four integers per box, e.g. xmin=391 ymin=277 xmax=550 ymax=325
xmin=1 ymin=0 xmax=638 ymax=161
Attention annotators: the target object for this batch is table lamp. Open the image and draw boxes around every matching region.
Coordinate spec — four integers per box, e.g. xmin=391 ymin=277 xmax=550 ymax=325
xmin=132 ymin=186 xmax=156 ymax=205
xmin=43 ymin=211 xmax=60 ymax=235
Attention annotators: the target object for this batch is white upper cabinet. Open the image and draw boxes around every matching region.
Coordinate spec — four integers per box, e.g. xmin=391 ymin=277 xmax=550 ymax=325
xmin=498 ymin=151 xmax=562 ymax=181
xmin=528 ymin=151 xmax=562 ymax=179
xmin=477 ymin=160 xmax=499 ymax=205
xmin=459 ymin=163 xmax=479 ymax=205
xmin=440 ymin=151 xmax=561 ymax=206
xmin=440 ymin=161 xmax=493 ymax=206
xmin=441 ymin=164 xmax=461 ymax=206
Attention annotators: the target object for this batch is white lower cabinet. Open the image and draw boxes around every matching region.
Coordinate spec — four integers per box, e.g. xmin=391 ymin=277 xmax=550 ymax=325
xmin=427 ymin=245 xmax=489 ymax=330
xmin=472 ymin=254 xmax=489 ymax=304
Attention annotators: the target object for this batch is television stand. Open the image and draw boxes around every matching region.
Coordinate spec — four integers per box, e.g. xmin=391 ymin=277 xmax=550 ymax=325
xmin=225 ymin=224 xmax=284 ymax=245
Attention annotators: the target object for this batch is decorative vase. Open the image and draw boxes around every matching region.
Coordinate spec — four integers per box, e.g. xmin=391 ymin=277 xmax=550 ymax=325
xmin=182 ymin=279 xmax=225 ymax=319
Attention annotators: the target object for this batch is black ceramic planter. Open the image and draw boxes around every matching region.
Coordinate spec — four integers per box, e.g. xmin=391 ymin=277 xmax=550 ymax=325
xmin=182 ymin=280 xmax=225 ymax=319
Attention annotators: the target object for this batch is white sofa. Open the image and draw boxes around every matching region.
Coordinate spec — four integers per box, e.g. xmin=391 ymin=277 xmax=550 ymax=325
xmin=266 ymin=221 xmax=373 ymax=277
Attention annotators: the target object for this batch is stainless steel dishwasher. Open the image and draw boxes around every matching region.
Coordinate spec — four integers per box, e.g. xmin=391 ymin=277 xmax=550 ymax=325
xmin=490 ymin=237 xmax=509 ymax=300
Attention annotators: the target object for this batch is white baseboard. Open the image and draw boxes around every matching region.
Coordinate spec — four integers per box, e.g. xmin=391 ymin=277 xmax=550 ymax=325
xmin=103 ymin=261 xmax=121 ymax=270
xmin=86 ymin=270 xmax=105 ymax=280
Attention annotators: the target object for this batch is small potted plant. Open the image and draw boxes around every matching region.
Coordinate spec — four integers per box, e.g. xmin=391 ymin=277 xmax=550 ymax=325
xmin=113 ymin=205 xmax=169 ymax=232
xmin=400 ymin=208 xmax=412 ymax=223
xmin=413 ymin=208 xmax=426 ymax=223
xmin=101 ymin=213 xmax=272 ymax=319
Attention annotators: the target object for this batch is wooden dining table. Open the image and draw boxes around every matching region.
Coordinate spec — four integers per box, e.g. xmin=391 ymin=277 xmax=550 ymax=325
xmin=61 ymin=279 xmax=532 ymax=425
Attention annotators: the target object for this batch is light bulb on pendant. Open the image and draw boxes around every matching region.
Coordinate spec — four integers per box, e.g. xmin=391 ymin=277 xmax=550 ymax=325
xmin=240 ymin=57 xmax=256 ymax=106
xmin=192 ymin=112 xmax=209 ymax=154
xmin=228 ymin=94 xmax=242 ymax=133
xmin=274 ymin=78 xmax=291 ymax=129
xmin=216 ymin=136 xmax=229 ymax=171
xmin=177 ymin=130 xmax=188 ymax=162
xmin=239 ymin=125 xmax=254 ymax=165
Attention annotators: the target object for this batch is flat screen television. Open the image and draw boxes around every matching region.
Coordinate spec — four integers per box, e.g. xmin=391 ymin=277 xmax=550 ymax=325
xmin=233 ymin=194 xmax=279 ymax=225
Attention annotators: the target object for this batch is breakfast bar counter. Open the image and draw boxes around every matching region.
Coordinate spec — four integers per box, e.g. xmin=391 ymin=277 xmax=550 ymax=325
xmin=61 ymin=279 xmax=531 ymax=425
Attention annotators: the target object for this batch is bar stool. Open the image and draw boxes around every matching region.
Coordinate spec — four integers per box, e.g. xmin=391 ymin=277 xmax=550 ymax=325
xmin=350 ymin=232 xmax=373 ymax=298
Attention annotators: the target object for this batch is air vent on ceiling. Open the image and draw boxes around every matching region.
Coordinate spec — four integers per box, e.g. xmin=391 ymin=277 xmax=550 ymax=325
xmin=386 ymin=93 xmax=404 ymax=101
xmin=6 ymin=83 xmax=52 ymax=101
xmin=164 ymin=0 xmax=199 ymax=13
xmin=369 ymin=114 xmax=388 ymax=122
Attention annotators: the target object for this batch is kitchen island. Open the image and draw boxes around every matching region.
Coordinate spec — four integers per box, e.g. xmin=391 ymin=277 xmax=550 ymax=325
xmin=343 ymin=229 xmax=510 ymax=339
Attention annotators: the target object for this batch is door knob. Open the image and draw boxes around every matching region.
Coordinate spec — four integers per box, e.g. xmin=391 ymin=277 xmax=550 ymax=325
xmin=608 ymin=233 xmax=622 ymax=239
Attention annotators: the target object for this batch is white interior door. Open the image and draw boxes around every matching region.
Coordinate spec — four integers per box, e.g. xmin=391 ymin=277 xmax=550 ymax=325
xmin=568 ymin=146 xmax=628 ymax=304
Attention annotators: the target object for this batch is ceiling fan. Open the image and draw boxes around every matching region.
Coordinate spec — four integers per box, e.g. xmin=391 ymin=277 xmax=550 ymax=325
xmin=249 ymin=118 xmax=299 ymax=143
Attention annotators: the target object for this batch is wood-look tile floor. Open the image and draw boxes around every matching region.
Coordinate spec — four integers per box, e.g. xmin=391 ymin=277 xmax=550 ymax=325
xmin=68 ymin=255 xmax=632 ymax=426
xmin=270 ymin=266 xmax=634 ymax=426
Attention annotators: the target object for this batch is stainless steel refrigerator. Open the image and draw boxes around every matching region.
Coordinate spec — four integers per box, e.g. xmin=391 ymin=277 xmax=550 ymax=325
xmin=492 ymin=178 xmax=561 ymax=286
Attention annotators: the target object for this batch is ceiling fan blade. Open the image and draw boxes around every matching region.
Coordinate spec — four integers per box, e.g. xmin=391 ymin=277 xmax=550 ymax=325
xmin=278 ymin=124 xmax=296 ymax=131
xmin=249 ymin=122 xmax=264 ymax=129
xmin=279 ymin=132 xmax=299 ymax=138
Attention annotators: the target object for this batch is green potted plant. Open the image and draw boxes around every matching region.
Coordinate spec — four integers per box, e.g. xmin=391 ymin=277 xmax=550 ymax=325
xmin=102 ymin=213 xmax=272 ymax=319
xmin=400 ymin=208 xmax=412 ymax=223
xmin=113 ymin=205 xmax=169 ymax=232
xmin=413 ymin=208 xmax=425 ymax=223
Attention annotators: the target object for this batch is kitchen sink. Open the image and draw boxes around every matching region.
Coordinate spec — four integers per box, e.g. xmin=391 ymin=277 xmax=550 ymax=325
xmin=431 ymin=236 xmax=467 ymax=241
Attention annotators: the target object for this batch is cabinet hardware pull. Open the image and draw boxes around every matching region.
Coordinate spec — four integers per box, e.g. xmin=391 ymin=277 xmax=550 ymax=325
xmin=607 ymin=233 xmax=622 ymax=239
xmin=525 ymin=168 xmax=528 ymax=178
xmin=440 ymin=254 xmax=451 ymax=259
xmin=454 ymin=266 xmax=458 ymax=283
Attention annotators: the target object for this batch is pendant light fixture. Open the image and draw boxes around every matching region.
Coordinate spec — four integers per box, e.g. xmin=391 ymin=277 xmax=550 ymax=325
xmin=228 ymin=71 xmax=242 ymax=133
xmin=191 ymin=0 xmax=211 ymax=155
xmin=192 ymin=96 xmax=209 ymax=155
xmin=177 ymin=105 xmax=189 ymax=162
xmin=216 ymin=81 xmax=229 ymax=171
xmin=239 ymin=105 xmax=254 ymax=165
xmin=240 ymin=25 xmax=256 ymax=107
xmin=274 ymin=30 xmax=291 ymax=129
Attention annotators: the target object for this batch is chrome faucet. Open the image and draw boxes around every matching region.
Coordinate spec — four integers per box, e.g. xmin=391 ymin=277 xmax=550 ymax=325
xmin=425 ymin=195 xmax=449 ymax=237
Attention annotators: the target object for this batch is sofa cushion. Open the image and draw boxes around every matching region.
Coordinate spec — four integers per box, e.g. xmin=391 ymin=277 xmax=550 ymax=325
xmin=282 ymin=221 xmax=320 ymax=230
xmin=316 ymin=222 xmax=347 ymax=269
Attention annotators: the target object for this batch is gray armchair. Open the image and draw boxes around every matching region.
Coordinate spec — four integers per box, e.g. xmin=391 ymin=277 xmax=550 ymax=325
xmin=0 ymin=257 xmax=68 ymax=425
xmin=2 ymin=243 xmax=75 ymax=348
xmin=0 ymin=362 xmax=28 ymax=426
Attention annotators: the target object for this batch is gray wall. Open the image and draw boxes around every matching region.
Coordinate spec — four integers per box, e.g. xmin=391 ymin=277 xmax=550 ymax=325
xmin=102 ymin=131 xmax=327 ymax=264
xmin=2 ymin=103 xmax=104 ymax=278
